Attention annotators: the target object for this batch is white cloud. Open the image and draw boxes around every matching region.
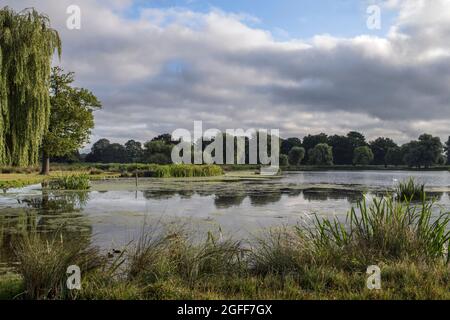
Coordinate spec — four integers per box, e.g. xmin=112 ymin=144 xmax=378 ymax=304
xmin=5 ymin=0 xmax=450 ymax=147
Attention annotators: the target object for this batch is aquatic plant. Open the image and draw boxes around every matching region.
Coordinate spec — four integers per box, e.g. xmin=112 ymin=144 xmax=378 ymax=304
xmin=395 ymin=178 xmax=425 ymax=202
xmin=49 ymin=174 xmax=90 ymax=190
xmin=310 ymin=196 xmax=450 ymax=266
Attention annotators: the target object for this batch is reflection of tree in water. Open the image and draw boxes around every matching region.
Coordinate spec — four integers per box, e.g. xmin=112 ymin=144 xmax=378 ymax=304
xmin=285 ymin=189 xmax=302 ymax=197
xmin=249 ymin=192 xmax=282 ymax=207
xmin=21 ymin=190 xmax=89 ymax=213
xmin=426 ymin=192 xmax=443 ymax=202
xmin=0 ymin=191 xmax=93 ymax=265
xmin=302 ymin=189 xmax=364 ymax=203
xmin=143 ymin=190 xmax=179 ymax=200
xmin=214 ymin=194 xmax=247 ymax=209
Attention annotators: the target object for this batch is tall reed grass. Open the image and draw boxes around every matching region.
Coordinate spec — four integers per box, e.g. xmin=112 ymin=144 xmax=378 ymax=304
xmin=13 ymin=234 xmax=101 ymax=299
xmin=395 ymin=178 xmax=425 ymax=202
xmin=48 ymin=174 xmax=91 ymax=190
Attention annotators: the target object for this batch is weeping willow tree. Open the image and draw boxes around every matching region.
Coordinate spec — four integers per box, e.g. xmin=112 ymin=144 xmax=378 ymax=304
xmin=0 ymin=7 xmax=61 ymax=166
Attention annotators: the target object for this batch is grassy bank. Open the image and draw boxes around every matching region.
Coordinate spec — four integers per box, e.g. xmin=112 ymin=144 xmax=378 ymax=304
xmin=1 ymin=193 xmax=448 ymax=300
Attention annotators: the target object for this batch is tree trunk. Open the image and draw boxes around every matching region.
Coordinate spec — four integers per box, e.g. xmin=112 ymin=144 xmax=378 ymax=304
xmin=41 ymin=150 xmax=50 ymax=175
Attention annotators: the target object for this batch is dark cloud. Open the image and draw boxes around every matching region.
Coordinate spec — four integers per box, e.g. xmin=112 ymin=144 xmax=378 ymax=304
xmin=6 ymin=0 xmax=450 ymax=148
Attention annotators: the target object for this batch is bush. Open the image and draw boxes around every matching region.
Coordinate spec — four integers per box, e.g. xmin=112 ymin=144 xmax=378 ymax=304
xmin=279 ymin=154 xmax=289 ymax=167
xmin=308 ymin=144 xmax=333 ymax=165
xmin=49 ymin=174 xmax=91 ymax=190
xmin=353 ymin=146 xmax=374 ymax=165
xmin=288 ymin=147 xmax=305 ymax=166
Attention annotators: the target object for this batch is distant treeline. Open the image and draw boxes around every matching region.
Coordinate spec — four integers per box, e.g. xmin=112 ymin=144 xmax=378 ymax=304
xmin=57 ymin=132 xmax=450 ymax=169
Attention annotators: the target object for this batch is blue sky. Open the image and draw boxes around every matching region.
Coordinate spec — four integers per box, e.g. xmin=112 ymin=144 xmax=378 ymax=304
xmin=126 ymin=0 xmax=399 ymax=39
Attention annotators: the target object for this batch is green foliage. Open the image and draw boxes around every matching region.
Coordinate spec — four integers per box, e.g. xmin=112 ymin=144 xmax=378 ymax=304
xmin=0 ymin=274 xmax=23 ymax=299
xmin=0 ymin=7 xmax=61 ymax=166
xmin=385 ymin=146 xmax=404 ymax=166
xmin=445 ymin=136 xmax=450 ymax=165
xmin=86 ymin=139 xmax=128 ymax=163
xmin=311 ymin=196 xmax=450 ymax=266
xmin=308 ymin=143 xmax=333 ymax=165
xmin=281 ymin=137 xmax=302 ymax=155
xmin=41 ymin=67 xmax=101 ymax=165
xmin=13 ymin=233 xmax=100 ymax=299
xmin=370 ymin=137 xmax=398 ymax=165
xmin=327 ymin=134 xmax=354 ymax=165
xmin=125 ymin=140 xmax=143 ymax=163
xmin=143 ymin=140 xmax=173 ymax=164
xmin=49 ymin=174 xmax=90 ymax=190
xmin=353 ymin=146 xmax=374 ymax=165
xmin=279 ymin=154 xmax=289 ymax=167
xmin=394 ymin=178 xmax=425 ymax=202
xmin=403 ymin=134 xmax=443 ymax=168
xmin=150 ymin=164 xmax=223 ymax=178
xmin=288 ymin=147 xmax=305 ymax=166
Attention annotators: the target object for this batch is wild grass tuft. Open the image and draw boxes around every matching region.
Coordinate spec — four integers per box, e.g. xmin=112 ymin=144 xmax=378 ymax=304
xmin=310 ymin=196 xmax=450 ymax=267
xmin=13 ymin=233 xmax=101 ymax=299
xmin=127 ymin=227 xmax=244 ymax=285
xmin=49 ymin=174 xmax=91 ymax=190
xmin=395 ymin=178 xmax=425 ymax=202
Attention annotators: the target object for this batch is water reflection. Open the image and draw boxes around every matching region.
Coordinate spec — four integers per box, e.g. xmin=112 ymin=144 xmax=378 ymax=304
xmin=0 ymin=191 xmax=93 ymax=264
xmin=22 ymin=190 xmax=90 ymax=213
xmin=302 ymin=189 xmax=365 ymax=203
xmin=214 ymin=194 xmax=247 ymax=209
xmin=249 ymin=193 xmax=283 ymax=207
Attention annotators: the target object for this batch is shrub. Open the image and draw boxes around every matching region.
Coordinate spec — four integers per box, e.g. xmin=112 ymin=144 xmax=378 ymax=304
xmin=308 ymin=144 xmax=333 ymax=166
xmin=288 ymin=147 xmax=305 ymax=166
xmin=49 ymin=174 xmax=90 ymax=190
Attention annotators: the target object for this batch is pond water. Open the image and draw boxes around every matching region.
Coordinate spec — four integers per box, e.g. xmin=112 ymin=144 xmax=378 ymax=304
xmin=1 ymin=170 xmax=450 ymax=262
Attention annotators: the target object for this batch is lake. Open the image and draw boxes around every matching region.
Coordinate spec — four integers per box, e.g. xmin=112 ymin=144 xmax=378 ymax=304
xmin=1 ymin=170 xmax=450 ymax=262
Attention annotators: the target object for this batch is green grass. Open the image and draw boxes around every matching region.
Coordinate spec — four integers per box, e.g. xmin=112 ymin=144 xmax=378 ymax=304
xmin=0 ymin=273 xmax=23 ymax=299
xmin=118 ymin=164 xmax=224 ymax=178
xmin=2 ymin=193 xmax=449 ymax=300
xmin=12 ymin=234 xmax=101 ymax=300
xmin=0 ymin=164 xmax=222 ymax=191
xmin=48 ymin=174 xmax=91 ymax=190
xmin=0 ymin=174 xmax=45 ymax=190
xmin=395 ymin=178 xmax=426 ymax=202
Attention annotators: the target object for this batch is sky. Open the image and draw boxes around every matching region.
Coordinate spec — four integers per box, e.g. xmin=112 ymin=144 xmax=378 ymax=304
xmin=3 ymin=0 xmax=450 ymax=150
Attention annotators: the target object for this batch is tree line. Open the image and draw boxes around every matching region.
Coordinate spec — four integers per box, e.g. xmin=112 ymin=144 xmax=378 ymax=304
xmin=280 ymin=132 xmax=449 ymax=168
xmin=73 ymin=131 xmax=450 ymax=168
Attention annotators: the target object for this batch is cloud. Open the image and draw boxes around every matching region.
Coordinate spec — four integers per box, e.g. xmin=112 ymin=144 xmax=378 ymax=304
xmin=5 ymin=0 xmax=450 ymax=148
